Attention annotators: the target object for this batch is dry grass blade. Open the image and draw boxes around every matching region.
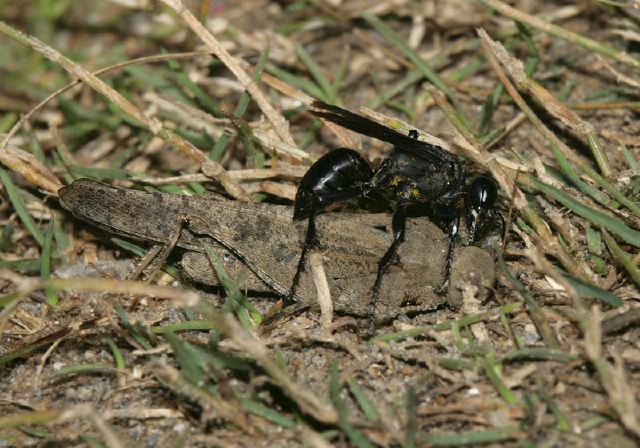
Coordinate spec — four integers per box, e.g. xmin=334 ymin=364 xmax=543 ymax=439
xmin=597 ymin=55 xmax=640 ymax=90
xmin=478 ymin=28 xmax=612 ymax=176
xmin=525 ymin=244 xmax=582 ymax=310
xmin=527 ymin=244 xmax=639 ymax=435
xmin=427 ymin=86 xmax=566 ymax=270
xmin=0 ymin=19 xmax=250 ymax=201
xmin=0 ymin=51 xmax=214 ymax=152
xmin=309 ymin=252 xmax=333 ymax=328
xmin=44 ymin=277 xmax=201 ymax=308
xmin=158 ymin=0 xmax=295 ymax=148
xmin=0 ymin=22 xmax=145 ymax=131
xmin=2 ymin=3 xmax=639 ymax=446
xmin=480 ymin=0 xmax=640 ymax=70
xmin=145 ymin=91 xmax=311 ymax=163
xmin=475 ymin=30 xmax=624 ymax=282
xmin=480 ymin=27 xmax=640 ymax=220
xmin=583 ymin=307 xmax=640 ymax=437
xmin=130 ymin=165 xmax=308 ymax=184
xmin=0 ymin=404 xmax=127 ymax=448
xmin=201 ymin=308 xmax=338 ymax=424
xmin=245 ymin=62 xmax=315 ymax=105
xmin=426 ymin=88 xmax=527 ymax=209
xmin=152 ymin=362 xmax=257 ymax=435
xmin=0 ymin=145 xmax=61 ymax=194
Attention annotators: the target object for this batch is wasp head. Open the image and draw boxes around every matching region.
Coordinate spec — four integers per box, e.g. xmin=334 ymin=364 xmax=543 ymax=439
xmin=466 ymin=176 xmax=498 ymax=243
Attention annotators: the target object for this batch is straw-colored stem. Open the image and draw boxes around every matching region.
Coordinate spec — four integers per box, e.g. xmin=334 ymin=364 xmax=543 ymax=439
xmin=0 ymin=19 xmax=251 ymax=201
xmin=481 ymin=0 xmax=640 ymax=70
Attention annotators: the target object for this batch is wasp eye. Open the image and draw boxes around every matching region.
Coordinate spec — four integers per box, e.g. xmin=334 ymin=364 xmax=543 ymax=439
xmin=469 ymin=177 xmax=497 ymax=210
xmin=408 ymin=129 xmax=419 ymax=139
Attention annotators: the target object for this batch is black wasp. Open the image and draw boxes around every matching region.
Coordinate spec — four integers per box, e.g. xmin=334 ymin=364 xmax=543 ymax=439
xmin=289 ymin=101 xmax=499 ymax=325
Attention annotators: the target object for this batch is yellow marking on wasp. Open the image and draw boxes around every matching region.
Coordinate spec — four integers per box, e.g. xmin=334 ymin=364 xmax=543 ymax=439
xmin=410 ymin=188 xmax=422 ymax=199
xmin=389 ymin=176 xmax=402 ymax=186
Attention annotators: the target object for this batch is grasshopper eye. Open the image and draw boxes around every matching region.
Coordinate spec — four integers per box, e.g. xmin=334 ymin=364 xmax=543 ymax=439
xmin=468 ymin=176 xmax=497 ymax=211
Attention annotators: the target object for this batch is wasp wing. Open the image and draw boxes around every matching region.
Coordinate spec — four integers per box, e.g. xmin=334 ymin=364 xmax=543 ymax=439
xmin=311 ymin=101 xmax=455 ymax=164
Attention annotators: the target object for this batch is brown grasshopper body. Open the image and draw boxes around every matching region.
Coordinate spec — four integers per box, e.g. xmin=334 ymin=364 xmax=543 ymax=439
xmin=59 ymin=179 xmax=495 ymax=318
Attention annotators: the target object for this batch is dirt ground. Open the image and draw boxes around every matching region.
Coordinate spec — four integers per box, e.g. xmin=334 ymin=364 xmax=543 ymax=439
xmin=1 ymin=1 xmax=640 ymax=447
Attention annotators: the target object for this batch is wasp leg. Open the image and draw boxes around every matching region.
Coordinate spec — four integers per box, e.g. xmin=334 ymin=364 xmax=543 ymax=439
xmin=287 ymin=196 xmax=319 ymax=305
xmin=288 ymin=186 xmax=367 ymax=304
xmin=367 ymin=203 xmax=407 ymax=334
xmin=496 ymin=209 xmax=507 ymax=246
xmin=438 ymin=214 xmax=460 ymax=295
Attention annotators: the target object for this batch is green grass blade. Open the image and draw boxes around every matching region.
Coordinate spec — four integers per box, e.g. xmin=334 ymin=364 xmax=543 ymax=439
xmin=602 ymin=229 xmax=640 ymax=289
xmin=0 ymin=291 xmax=21 ymax=310
xmin=40 ymin=219 xmax=58 ymax=305
xmin=421 ymin=427 xmax=520 ymax=446
xmin=501 ymin=348 xmax=578 ymax=363
xmin=586 ymin=227 xmax=602 ymax=254
xmin=168 ymin=59 xmax=219 ymax=115
xmin=234 ymin=48 xmax=270 ymax=118
xmin=434 ymin=302 xmax=523 ymax=332
xmin=572 ymin=151 xmax=640 ymax=216
xmin=208 ymin=48 xmax=270 ymax=163
xmin=328 ymin=47 xmax=350 ymax=101
xmin=620 ymin=144 xmax=638 ymax=170
xmin=561 ymin=272 xmax=622 ymax=307
xmin=483 ymin=351 xmax=518 ymax=405
xmin=210 ymin=132 xmax=231 ymax=161
xmin=550 ymin=144 xmax=608 ymax=204
xmin=110 ymin=237 xmax=147 ymax=257
xmin=367 ymin=69 xmax=423 ymax=110
xmin=362 ymin=12 xmax=467 ymax=124
xmin=110 ymin=237 xmax=181 ymax=280
xmin=52 ymin=211 xmax=69 ymax=258
xmin=28 ymin=132 xmax=47 ymax=163
xmin=238 ymin=396 xmax=296 ymax=428
xmin=151 ymin=320 xmax=218 ymax=334
xmin=0 ymin=112 xmax=17 ymax=132
xmin=266 ymin=64 xmax=326 ymax=100
xmin=0 ymin=223 xmax=13 ymax=250
xmin=516 ymin=22 xmax=539 ymax=76
xmin=105 ymin=338 xmax=125 ymax=369
xmin=478 ymin=83 xmax=503 ymax=136
xmin=164 ymin=330 xmax=206 ymax=385
xmin=347 ymin=380 xmax=379 ymax=421
xmin=0 ymin=258 xmax=42 ymax=272
xmin=498 ymin=254 xmax=561 ymax=349
xmin=50 ymin=364 xmax=118 ymax=379
xmin=436 ymin=357 xmax=476 ymax=371
xmin=295 ymin=44 xmax=332 ymax=101
xmin=0 ymin=167 xmax=45 ymax=246
xmin=115 ymin=305 xmax=153 ymax=350
xmin=203 ymin=243 xmax=262 ymax=327
xmin=374 ymin=303 xmax=522 ymax=344
xmin=531 ymin=177 xmax=640 ymax=247
xmin=537 ymin=380 xmax=572 ymax=432
xmin=330 ymin=364 xmax=374 ymax=448
xmin=67 ymin=165 xmax=133 ymax=180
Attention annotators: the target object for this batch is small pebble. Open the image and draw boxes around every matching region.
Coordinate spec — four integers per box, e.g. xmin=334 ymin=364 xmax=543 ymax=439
xmin=523 ymin=323 xmax=540 ymax=345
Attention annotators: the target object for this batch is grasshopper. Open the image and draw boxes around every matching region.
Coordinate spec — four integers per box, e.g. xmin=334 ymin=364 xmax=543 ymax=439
xmin=59 ymin=179 xmax=495 ymax=319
